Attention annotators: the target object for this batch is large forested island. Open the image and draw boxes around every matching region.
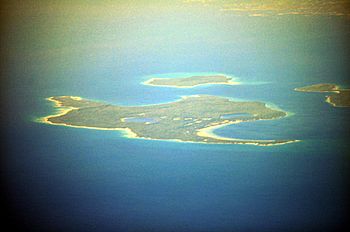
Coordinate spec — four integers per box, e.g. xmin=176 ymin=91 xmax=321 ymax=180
xmin=143 ymin=75 xmax=239 ymax=88
xmin=41 ymin=95 xmax=298 ymax=146
xmin=295 ymin=83 xmax=350 ymax=107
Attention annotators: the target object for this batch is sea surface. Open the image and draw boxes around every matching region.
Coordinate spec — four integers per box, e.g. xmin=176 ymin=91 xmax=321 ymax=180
xmin=2 ymin=3 xmax=350 ymax=231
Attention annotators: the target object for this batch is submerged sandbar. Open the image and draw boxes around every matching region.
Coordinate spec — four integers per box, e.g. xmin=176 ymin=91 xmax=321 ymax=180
xmin=40 ymin=95 xmax=299 ymax=146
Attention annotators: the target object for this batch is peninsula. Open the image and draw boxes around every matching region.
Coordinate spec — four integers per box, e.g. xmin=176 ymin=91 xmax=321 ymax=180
xmin=143 ymin=75 xmax=239 ymax=88
xmin=295 ymin=83 xmax=350 ymax=107
xmin=41 ymin=95 xmax=299 ymax=146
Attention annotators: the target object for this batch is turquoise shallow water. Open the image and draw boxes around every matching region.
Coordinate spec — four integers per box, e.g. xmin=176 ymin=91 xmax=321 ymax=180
xmin=2 ymin=5 xmax=350 ymax=232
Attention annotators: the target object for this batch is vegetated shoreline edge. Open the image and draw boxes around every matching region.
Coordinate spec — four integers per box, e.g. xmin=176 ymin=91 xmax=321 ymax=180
xmin=38 ymin=96 xmax=300 ymax=146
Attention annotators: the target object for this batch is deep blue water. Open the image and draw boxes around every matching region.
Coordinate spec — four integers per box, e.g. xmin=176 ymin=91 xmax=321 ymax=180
xmin=2 ymin=6 xmax=350 ymax=232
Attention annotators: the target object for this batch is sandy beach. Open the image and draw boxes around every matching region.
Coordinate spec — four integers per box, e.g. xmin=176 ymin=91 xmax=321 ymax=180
xmin=196 ymin=120 xmax=300 ymax=146
xmin=40 ymin=96 xmax=299 ymax=146
xmin=142 ymin=78 xmax=241 ymax=88
xmin=40 ymin=97 xmax=138 ymax=139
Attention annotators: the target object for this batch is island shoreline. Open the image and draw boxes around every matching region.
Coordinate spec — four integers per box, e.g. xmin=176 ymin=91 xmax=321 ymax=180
xmin=142 ymin=75 xmax=241 ymax=88
xmin=294 ymin=83 xmax=350 ymax=107
xmin=142 ymin=78 xmax=241 ymax=88
xmin=39 ymin=96 xmax=300 ymax=146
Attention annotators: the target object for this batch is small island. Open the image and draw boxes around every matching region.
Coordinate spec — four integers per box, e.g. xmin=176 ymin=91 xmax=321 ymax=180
xmin=143 ymin=75 xmax=240 ymax=88
xmin=295 ymin=83 xmax=350 ymax=107
xmin=40 ymin=95 xmax=299 ymax=146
